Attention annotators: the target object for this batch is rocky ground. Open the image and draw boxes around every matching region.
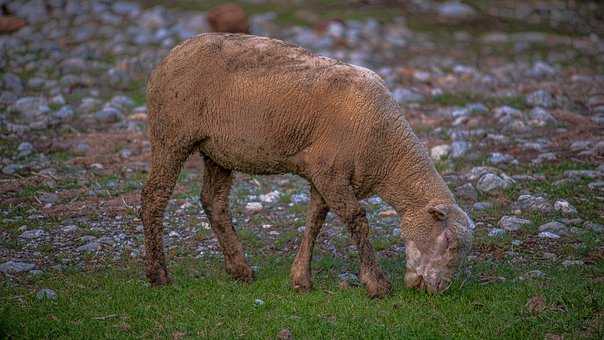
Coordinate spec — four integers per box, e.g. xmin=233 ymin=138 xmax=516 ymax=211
xmin=0 ymin=0 xmax=603 ymax=295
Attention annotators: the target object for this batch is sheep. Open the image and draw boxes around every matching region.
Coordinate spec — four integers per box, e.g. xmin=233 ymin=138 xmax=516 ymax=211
xmin=141 ymin=33 xmax=474 ymax=297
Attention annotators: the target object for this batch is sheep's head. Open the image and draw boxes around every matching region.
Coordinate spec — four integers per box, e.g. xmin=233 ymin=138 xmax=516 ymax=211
xmin=401 ymin=203 xmax=474 ymax=294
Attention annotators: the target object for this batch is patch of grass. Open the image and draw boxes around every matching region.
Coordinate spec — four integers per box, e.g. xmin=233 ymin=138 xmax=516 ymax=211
xmin=1 ymin=257 xmax=602 ymax=339
xmin=137 ymin=0 xmax=403 ymax=26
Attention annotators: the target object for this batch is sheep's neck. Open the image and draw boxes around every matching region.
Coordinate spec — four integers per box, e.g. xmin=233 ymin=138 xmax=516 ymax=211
xmin=376 ymin=128 xmax=454 ymax=214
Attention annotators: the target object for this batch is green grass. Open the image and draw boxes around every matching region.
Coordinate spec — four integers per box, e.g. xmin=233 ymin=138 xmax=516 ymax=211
xmin=137 ymin=0 xmax=403 ymax=26
xmin=1 ymin=256 xmax=602 ymax=339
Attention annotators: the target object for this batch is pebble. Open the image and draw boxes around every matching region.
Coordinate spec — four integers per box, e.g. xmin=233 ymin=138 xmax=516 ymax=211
xmin=254 ymin=298 xmax=265 ymax=306
xmin=392 ymin=88 xmax=424 ymax=103
xmin=562 ymin=260 xmax=583 ymax=267
xmin=585 ymin=222 xmax=603 ymax=233
xmin=538 ymin=221 xmax=568 ymax=236
xmin=0 ymin=261 xmax=36 ymax=273
xmin=17 ymin=142 xmax=34 ymax=157
xmin=39 ymin=192 xmax=59 ymax=204
xmin=36 ymin=288 xmax=57 ymax=300
xmin=430 ymin=144 xmax=450 ymax=160
xmin=498 ymin=216 xmax=531 ymax=232
xmin=538 ymin=231 xmax=560 ymax=239
xmin=77 ymin=242 xmax=101 ymax=253
xmin=437 ymin=1 xmax=476 ymax=19
xmin=526 ymin=90 xmax=555 ymax=108
xmin=488 ymin=228 xmax=505 ymax=237
xmin=95 ymin=107 xmax=122 ymax=123
xmin=246 ymin=202 xmax=264 ymax=213
xmin=553 ymin=200 xmax=577 ymax=215
xmin=477 ymin=173 xmax=513 ymax=193
xmin=19 ymin=229 xmax=46 ymax=239
xmin=455 ymin=183 xmax=478 ymax=201
xmin=450 ymin=141 xmax=470 ymax=158
xmin=473 ymin=201 xmax=493 ymax=210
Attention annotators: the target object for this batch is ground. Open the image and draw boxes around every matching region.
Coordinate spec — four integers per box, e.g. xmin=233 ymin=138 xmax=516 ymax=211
xmin=0 ymin=0 xmax=603 ymax=339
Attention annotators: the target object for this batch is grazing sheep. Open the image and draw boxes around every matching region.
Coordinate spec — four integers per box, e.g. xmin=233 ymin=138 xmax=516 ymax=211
xmin=141 ymin=33 xmax=474 ymax=297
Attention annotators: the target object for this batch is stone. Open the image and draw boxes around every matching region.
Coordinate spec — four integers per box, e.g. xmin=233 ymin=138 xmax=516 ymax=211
xmin=36 ymin=288 xmax=57 ymax=300
xmin=584 ymin=222 xmax=603 ymax=233
xmin=538 ymin=221 xmax=568 ymax=236
xmin=207 ymin=3 xmax=249 ymax=33
xmin=588 ymin=181 xmax=604 ymax=191
xmin=62 ymin=225 xmax=78 ymax=233
xmin=2 ymin=164 xmax=23 ymax=175
xmin=14 ymin=97 xmax=50 ymax=119
xmin=498 ymin=216 xmax=531 ymax=232
xmin=528 ymin=61 xmax=556 ymax=78
xmin=0 ymin=261 xmax=35 ymax=273
xmin=593 ymin=141 xmax=604 ymax=157
xmin=259 ymin=191 xmax=280 ymax=203
xmin=517 ymin=194 xmax=553 ymax=213
xmin=430 ymin=144 xmax=450 ymax=160
xmin=17 ymin=142 xmax=34 ymax=157
xmin=562 ymin=260 xmax=583 ymax=267
xmin=77 ymin=242 xmax=101 ymax=253
xmin=291 ymin=193 xmax=309 ymax=204
xmin=564 ymin=170 xmax=600 ymax=179
xmin=489 ymin=153 xmax=514 ymax=165
xmin=538 ymin=231 xmax=560 ymax=239
xmin=19 ymin=229 xmax=46 ymax=239
xmin=107 ymin=68 xmax=131 ymax=89
xmin=553 ymin=200 xmax=577 ymax=215
xmin=39 ymin=193 xmax=59 ymax=204
xmin=528 ymin=107 xmax=556 ymax=126
xmin=95 ymin=107 xmax=122 ymax=123
xmin=488 ymin=228 xmax=505 ymax=237
xmin=473 ymin=201 xmax=493 ymax=211
xmin=476 ymin=173 xmax=512 ymax=193
xmin=437 ymin=1 xmax=476 ymax=19
xmin=527 ymin=90 xmax=555 ymax=108
xmin=254 ymin=298 xmax=265 ymax=306
xmin=246 ymin=202 xmax=263 ymax=213
xmin=455 ymin=183 xmax=478 ymax=201
xmin=79 ymin=98 xmax=102 ymax=113
xmin=3 ymin=73 xmax=23 ymax=94
xmin=53 ymin=106 xmax=75 ymax=121
xmin=392 ymin=88 xmax=424 ymax=103
xmin=72 ymin=143 xmax=90 ymax=156
xmin=450 ymin=141 xmax=470 ymax=158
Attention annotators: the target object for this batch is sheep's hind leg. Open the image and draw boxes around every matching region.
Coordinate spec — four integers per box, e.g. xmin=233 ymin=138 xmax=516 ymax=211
xmin=312 ymin=178 xmax=391 ymax=298
xmin=142 ymin=145 xmax=193 ymax=286
xmin=200 ymin=156 xmax=253 ymax=282
xmin=291 ymin=185 xmax=328 ymax=292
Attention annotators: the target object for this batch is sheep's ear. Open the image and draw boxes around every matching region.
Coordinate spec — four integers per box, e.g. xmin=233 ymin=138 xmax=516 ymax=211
xmin=428 ymin=205 xmax=447 ymax=221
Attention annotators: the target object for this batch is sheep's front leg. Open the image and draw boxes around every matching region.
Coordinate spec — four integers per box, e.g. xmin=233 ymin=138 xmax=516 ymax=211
xmin=291 ymin=186 xmax=328 ymax=292
xmin=313 ymin=179 xmax=391 ymax=298
xmin=200 ymin=156 xmax=253 ymax=282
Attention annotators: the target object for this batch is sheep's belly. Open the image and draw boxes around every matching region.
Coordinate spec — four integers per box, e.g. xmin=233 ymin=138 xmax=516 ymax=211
xmin=199 ymin=137 xmax=297 ymax=175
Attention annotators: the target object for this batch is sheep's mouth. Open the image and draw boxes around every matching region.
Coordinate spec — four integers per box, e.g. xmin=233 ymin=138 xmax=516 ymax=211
xmin=405 ymin=269 xmax=453 ymax=294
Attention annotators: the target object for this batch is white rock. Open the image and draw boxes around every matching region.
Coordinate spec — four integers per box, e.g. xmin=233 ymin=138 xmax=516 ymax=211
xmin=246 ymin=202 xmax=263 ymax=213
xmin=554 ymin=200 xmax=577 ymax=215
xmin=538 ymin=231 xmax=560 ymax=239
xmin=498 ymin=216 xmax=531 ymax=231
xmin=430 ymin=144 xmax=451 ymax=160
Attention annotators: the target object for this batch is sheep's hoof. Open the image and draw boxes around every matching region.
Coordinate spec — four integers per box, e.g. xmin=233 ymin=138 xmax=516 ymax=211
xmin=291 ymin=277 xmax=313 ymax=293
xmin=147 ymin=268 xmax=171 ymax=287
xmin=361 ymin=268 xmax=391 ymax=298
xmin=365 ymin=279 xmax=391 ymax=298
xmin=226 ymin=262 xmax=254 ymax=283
